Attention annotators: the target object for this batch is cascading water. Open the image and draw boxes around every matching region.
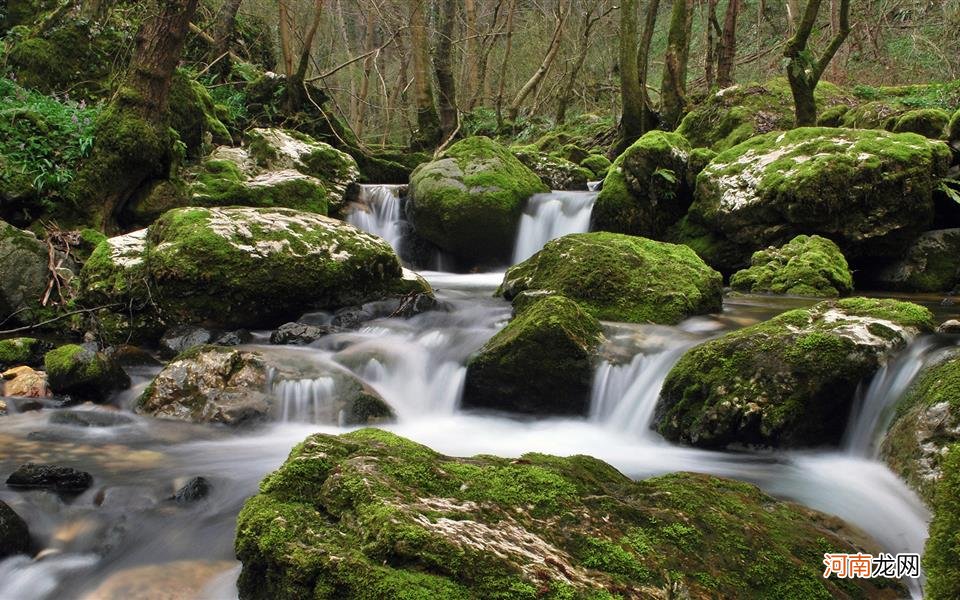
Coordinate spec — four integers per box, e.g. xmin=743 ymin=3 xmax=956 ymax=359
xmin=273 ymin=376 xmax=337 ymax=424
xmin=511 ymin=190 xmax=597 ymax=263
xmin=346 ymin=184 xmax=406 ymax=253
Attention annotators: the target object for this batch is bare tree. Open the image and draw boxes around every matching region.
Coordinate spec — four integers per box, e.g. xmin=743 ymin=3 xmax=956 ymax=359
xmin=555 ymin=0 xmax=610 ymax=124
xmin=507 ymin=0 xmax=569 ymax=122
xmin=784 ymin=0 xmax=851 ymax=125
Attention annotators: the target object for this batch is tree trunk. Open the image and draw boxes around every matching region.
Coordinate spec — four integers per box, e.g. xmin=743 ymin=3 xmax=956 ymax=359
xmin=783 ymin=0 xmax=850 ymax=125
xmin=611 ymin=0 xmax=643 ymax=155
xmin=637 ymin=0 xmax=660 ymax=132
xmin=555 ymin=4 xmax=600 ymax=124
xmin=435 ymin=0 xmax=458 ymax=139
xmin=278 ymin=0 xmax=295 ymax=77
xmin=495 ymin=0 xmax=517 ymax=128
xmin=469 ymin=0 xmax=503 ymax=110
xmin=716 ymin=0 xmax=739 ymax=87
xmin=462 ymin=0 xmax=479 ymax=103
xmin=355 ymin=7 xmax=377 ymax=138
xmin=705 ymin=0 xmax=720 ymax=89
xmin=659 ymin=0 xmax=694 ymax=129
xmin=507 ymin=3 xmax=567 ymax=122
xmin=208 ymin=0 xmax=244 ymax=75
xmin=410 ymin=0 xmax=442 ymax=148
xmin=284 ymin=0 xmax=324 ymax=111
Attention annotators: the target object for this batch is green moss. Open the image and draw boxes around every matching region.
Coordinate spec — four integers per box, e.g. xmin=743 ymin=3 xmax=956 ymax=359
xmin=168 ymin=70 xmax=232 ymax=156
xmin=190 ymin=161 xmax=329 ymax=215
xmin=656 ymin=298 xmax=934 ymax=448
xmin=891 ymin=108 xmax=951 ymax=139
xmin=579 ymin=154 xmax=611 ymax=179
xmin=511 ymin=146 xmax=592 ymax=190
xmin=0 ymin=337 xmax=45 ymax=369
xmin=407 ymin=136 xmax=548 ymax=265
xmin=730 ymin=235 xmax=854 ymax=297
xmin=816 ymin=104 xmax=849 ymax=127
xmin=499 ymin=232 xmax=723 ymax=325
xmin=44 ymin=343 xmax=129 ymax=399
xmin=592 ymin=131 xmax=692 ymax=237
xmin=463 ymin=295 xmax=603 ymax=415
xmin=235 ymin=429 xmax=900 ymax=599
xmin=923 ymin=443 xmax=960 ymax=600
xmin=950 ymin=108 xmax=960 ymax=144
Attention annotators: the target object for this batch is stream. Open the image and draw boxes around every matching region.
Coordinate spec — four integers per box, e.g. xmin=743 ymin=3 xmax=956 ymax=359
xmin=1 ymin=185 xmax=956 ymax=599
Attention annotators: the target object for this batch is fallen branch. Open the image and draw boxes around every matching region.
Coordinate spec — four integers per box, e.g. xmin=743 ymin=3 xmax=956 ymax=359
xmin=0 ymin=305 xmax=121 ymax=335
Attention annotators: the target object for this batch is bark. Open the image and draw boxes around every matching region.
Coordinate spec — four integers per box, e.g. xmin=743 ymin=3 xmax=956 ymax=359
xmin=462 ymin=0 xmax=479 ymax=102
xmin=705 ymin=0 xmax=720 ymax=89
xmin=355 ymin=6 xmax=377 ymax=138
xmin=410 ymin=0 xmax=442 ymax=148
xmin=659 ymin=0 xmax=694 ymax=129
xmin=278 ymin=0 xmax=295 ymax=77
xmin=612 ymin=0 xmax=643 ymax=155
xmin=495 ymin=0 xmax=517 ymax=127
xmin=435 ymin=0 xmax=459 ymax=139
xmin=716 ymin=0 xmax=739 ymax=87
xmin=209 ymin=0 xmax=244 ymax=74
xmin=637 ymin=0 xmax=660 ymax=131
xmin=469 ymin=0 xmax=503 ymax=110
xmin=507 ymin=2 xmax=568 ymax=122
xmin=783 ymin=0 xmax=850 ymax=125
xmin=282 ymin=0 xmax=325 ymax=111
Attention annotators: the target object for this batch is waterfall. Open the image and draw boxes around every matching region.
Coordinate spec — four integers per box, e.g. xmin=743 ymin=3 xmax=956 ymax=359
xmin=272 ymin=376 xmax=339 ymax=424
xmin=589 ymin=346 xmax=691 ymax=436
xmin=512 ymin=191 xmax=597 ymax=263
xmin=843 ymin=336 xmax=956 ymax=457
xmin=346 ymin=184 xmax=406 ymax=253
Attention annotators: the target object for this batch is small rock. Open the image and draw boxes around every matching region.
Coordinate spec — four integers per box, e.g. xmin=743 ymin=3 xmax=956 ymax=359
xmin=159 ymin=326 xmax=214 ymax=359
xmin=0 ymin=500 xmax=30 ymax=558
xmin=269 ymin=322 xmax=338 ymax=345
xmin=49 ymin=410 xmax=134 ymax=428
xmin=211 ymin=329 xmax=252 ymax=346
xmin=104 ymin=345 xmax=160 ymax=367
xmin=9 ymin=398 xmax=43 ymax=413
xmin=6 ymin=463 xmax=93 ymax=494
xmin=44 ymin=344 xmax=130 ymax=401
xmin=2 ymin=366 xmax=50 ymax=398
xmin=171 ymin=477 xmax=210 ymax=504
xmin=938 ymin=319 xmax=960 ymax=334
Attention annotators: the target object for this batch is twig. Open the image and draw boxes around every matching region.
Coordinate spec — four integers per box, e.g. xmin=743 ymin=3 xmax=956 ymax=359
xmin=0 ymin=305 xmax=122 ymax=335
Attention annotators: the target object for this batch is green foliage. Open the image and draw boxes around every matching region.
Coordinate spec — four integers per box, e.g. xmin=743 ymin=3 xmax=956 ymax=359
xmin=0 ymin=76 xmax=100 ymax=209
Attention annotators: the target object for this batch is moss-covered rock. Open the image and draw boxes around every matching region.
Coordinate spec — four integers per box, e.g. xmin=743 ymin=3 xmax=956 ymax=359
xmin=79 ymin=207 xmax=429 ymax=335
xmin=44 ymin=344 xmax=130 ymax=400
xmin=407 ymin=136 xmax=548 ymax=266
xmin=839 ymin=101 xmax=903 ymax=130
xmin=168 ymin=70 xmax=232 ymax=157
xmin=235 ymin=428 xmax=900 ymax=600
xmin=462 ymin=296 xmax=603 ymax=416
xmin=122 ymin=179 xmax=192 ymax=228
xmin=879 ymin=351 xmax=960 ymax=504
xmin=511 ymin=146 xmax=592 ymax=190
xmin=862 ymin=229 xmax=960 ymax=292
xmin=676 ymin=78 xmax=850 ymax=151
xmin=656 ymin=298 xmax=934 ymax=449
xmin=890 ymin=108 xmax=951 ymax=139
xmin=0 ymin=337 xmax=47 ymax=370
xmin=579 ymin=153 xmax=611 ymax=179
xmin=137 ymin=346 xmax=393 ymax=426
xmin=689 ymin=127 xmax=952 ymax=270
xmin=0 ymin=220 xmax=52 ymax=325
xmin=730 ymin=235 xmax=853 ymax=297
xmin=499 ymin=232 xmax=722 ymax=325
xmin=924 ymin=443 xmax=960 ymax=600
xmin=591 ymin=131 xmax=692 ymax=237
xmin=816 ymin=104 xmax=850 ymax=127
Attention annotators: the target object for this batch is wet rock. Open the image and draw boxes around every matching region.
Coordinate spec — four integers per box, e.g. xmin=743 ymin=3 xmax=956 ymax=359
xmin=79 ymin=559 xmax=235 ymax=600
xmin=6 ymin=463 xmax=93 ymax=494
xmin=656 ymin=298 xmax=935 ymax=449
xmin=44 ymin=344 xmax=130 ymax=401
xmin=103 ymin=345 xmax=160 ymax=367
xmin=0 ymin=337 xmax=48 ymax=370
xmin=235 ymin=429 xmax=900 ymax=600
xmin=269 ymin=322 xmax=337 ymax=345
xmin=0 ymin=399 xmax=6 ymax=416
xmin=159 ymin=326 xmax=215 ymax=359
xmin=331 ymin=292 xmax=439 ymax=329
xmin=212 ymin=329 xmax=252 ymax=346
xmin=9 ymin=398 xmax=43 ymax=413
xmin=0 ymin=500 xmax=30 ymax=558
xmin=171 ymin=477 xmax=210 ymax=504
xmin=463 ymin=296 xmax=604 ymax=416
xmin=49 ymin=410 xmax=134 ymax=428
xmin=862 ymin=229 xmax=960 ymax=292
xmin=2 ymin=366 xmax=50 ymax=398
xmin=939 ymin=319 xmax=960 ymax=334
xmin=0 ymin=221 xmax=54 ymax=326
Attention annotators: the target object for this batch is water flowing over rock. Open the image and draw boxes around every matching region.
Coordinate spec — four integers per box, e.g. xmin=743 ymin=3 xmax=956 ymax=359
xmin=345 ymin=184 xmax=406 ymax=253
xmin=499 ymin=232 xmax=723 ymax=325
xmin=6 ymin=463 xmax=93 ymax=494
xmin=686 ymin=127 xmax=952 ymax=270
xmin=656 ymin=298 xmax=935 ymax=449
xmin=407 ymin=136 xmax=548 ymax=266
xmin=234 ymin=429 xmax=901 ymax=600
xmin=511 ymin=191 xmax=596 ymax=264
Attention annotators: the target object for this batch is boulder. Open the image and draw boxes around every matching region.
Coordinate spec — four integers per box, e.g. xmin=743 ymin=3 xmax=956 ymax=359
xmin=269 ymin=322 xmax=338 ymax=345
xmin=2 ymin=366 xmax=49 ymax=398
xmin=863 ymin=229 xmax=960 ymax=292
xmin=891 ymin=108 xmax=951 ymax=139
xmin=0 ymin=337 xmax=47 ymax=370
xmin=511 ymin=146 xmax=592 ymax=190
xmin=498 ymin=232 xmax=723 ymax=324
xmin=0 ymin=500 xmax=30 ymax=558
xmin=137 ymin=346 xmax=393 ymax=427
xmin=924 ymin=444 xmax=960 ymax=600
xmin=676 ymin=78 xmax=850 ymax=151
xmin=939 ymin=319 xmax=960 ymax=334
xmin=6 ymin=463 xmax=93 ymax=494
xmin=688 ymin=127 xmax=952 ymax=269
xmin=879 ymin=351 xmax=960 ymax=503
xmin=656 ymin=298 xmax=934 ymax=449
xmin=462 ymin=296 xmax=603 ymax=416
xmin=79 ymin=207 xmax=430 ymax=334
xmin=729 ymin=234 xmax=854 ymax=297
xmin=172 ymin=477 xmax=211 ymax=504
xmin=591 ymin=131 xmax=693 ymax=238
xmin=44 ymin=344 xmax=129 ymax=400
xmin=235 ymin=429 xmax=898 ymax=600
xmin=579 ymin=153 xmax=611 ymax=179
xmin=0 ymin=221 xmax=52 ymax=325
xmin=407 ymin=136 xmax=548 ymax=265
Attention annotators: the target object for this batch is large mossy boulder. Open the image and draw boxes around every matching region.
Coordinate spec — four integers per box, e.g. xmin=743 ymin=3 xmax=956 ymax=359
xmin=408 ymin=136 xmax=548 ymax=266
xmin=0 ymin=220 xmax=52 ymax=325
xmin=591 ymin=131 xmax=692 ymax=237
xmin=880 ymin=351 xmax=960 ymax=503
xmin=688 ymin=127 xmax=952 ymax=270
xmin=0 ymin=337 xmax=47 ymax=370
xmin=235 ymin=429 xmax=899 ymax=600
xmin=79 ymin=207 xmax=429 ymax=337
xmin=676 ymin=78 xmax=849 ymax=151
xmin=462 ymin=296 xmax=603 ymax=416
xmin=863 ymin=229 xmax=960 ymax=292
xmin=730 ymin=234 xmax=853 ymax=297
xmin=44 ymin=344 xmax=130 ymax=400
xmin=137 ymin=346 xmax=392 ymax=427
xmin=891 ymin=108 xmax=951 ymax=139
xmin=498 ymin=232 xmax=723 ymax=324
xmin=510 ymin=146 xmax=592 ymax=190
xmin=924 ymin=444 xmax=960 ymax=600
xmin=656 ymin=298 xmax=934 ymax=449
